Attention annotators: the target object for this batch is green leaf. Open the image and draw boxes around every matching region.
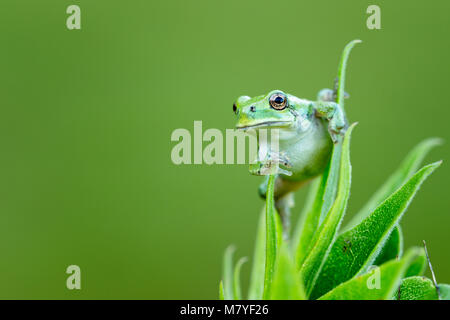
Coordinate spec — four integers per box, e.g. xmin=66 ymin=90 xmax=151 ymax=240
xmin=318 ymin=39 xmax=361 ymax=226
xmin=395 ymin=276 xmax=439 ymax=300
xmin=270 ymin=245 xmax=306 ymax=300
xmin=222 ymin=245 xmax=235 ymax=300
xmin=438 ymin=284 xmax=450 ymax=300
xmin=233 ymin=257 xmax=248 ymax=300
xmin=299 ymin=123 xmax=356 ymax=297
xmin=293 ymin=40 xmax=361 ymax=269
xmin=292 ymin=177 xmax=319 ymax=257
xmin=263 ymin=174 xmax=280 ymax=299
xmin=247 ymin=208 xmax=265 ymax=299
xmin=310 ymin=162 xmax=441 ymax=299
xmin=294 ymin=161 xmax=335 ymax=270
xmin=373 ymin=225 xmax=404 ymax=266
xmin=336 ymin=39 xmax=362 ymax=113
xmin=319 ymin=247 xmax=421 ymax=300
xmin=344 ymin=137 xmax=442 ymax=231
xmin=404 ymin=250 xmax=427 ymax=277
xmin=219 ymin=281 xmax=224 ymax=300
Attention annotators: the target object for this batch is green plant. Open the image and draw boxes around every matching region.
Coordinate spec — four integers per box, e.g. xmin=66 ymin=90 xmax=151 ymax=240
xmin=220 ymin=41 xmax=449 ymax=300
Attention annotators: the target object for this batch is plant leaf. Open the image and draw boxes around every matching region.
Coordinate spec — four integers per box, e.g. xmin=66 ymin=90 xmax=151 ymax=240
xmin=294 ymin=163 xmax=335 ymax=270
xmin=222 ymin=245 xmax=235 ymax=300
xmin=233 ymin=257 xmax=248 ymax=300
xmin=299 ymin=123 xmax=356 ymax=297
xmin=310 ymin=162 xmax=441 ymax=299
xmin=247 ymin=208 xmax=265 ymax=299
xmin=438 ymin=284 xmax=450 ymax=300
xmin=404 ymin=250 xmax=427 ymax=277
xmin=373 ymin=225 xmax=404 ymax=266
xmin=318 ymin=39 xmax=361 ymax=226
xmin=319 ymin=247 xmax=420 ymax=300
xmin=292 ymin=177 xmax=319 ymax=255
xmin=336 ymin=40 xmax=362 ymax=113
xmin=219 ymin=281 xmax=224 ymax=300
xmin=263 ymin=174 xmax=279 ymax=299
xmin=395 ymin=276 xmax=439 ymax=300
xmin=293 ymin=40 xmax=361 ymax=269
xmin=344 ymin=137 xmax=442 ymax=231
xmin=270 ymin=244 xmax=306 ymax=300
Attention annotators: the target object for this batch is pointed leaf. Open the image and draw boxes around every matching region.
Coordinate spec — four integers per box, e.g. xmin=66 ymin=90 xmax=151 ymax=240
xmin=404 ymin=250 xmax=427 ymax=277
xmin=270 ymin=245 xmax=306 ymax=300
xmin=222 ymin=245 xmax=235 ymax=300
xmin=233 ymin=257 xmax=248 ymax=300
xmin=263 ymin=174 xmax=280 ymax=299
xmin=299 ymin=123 xmax=356 ymax=297
xmin=311 ymin=162 xmax=441 ymax=299
xmin=318 ymin=39 xmax=361 ymax=224
xmin=248 ymin=208 xmax=265 ymax=299
xmin=336 ymin=39 xmax=362 ymax=112
xmin=319 ymin=248 xmax=420 ymax=300
xmin=373 ymin=225 xmax=404 ymax=266
xmin=294 ymin=163 xmax=335 ymax=269
xmin=345 ymin=137 xmax=442 ymax=231
xmin=293 ymin=40 xmax=361 ymax=269
xmin=219 ymin=281 xmax=224 ymax=300
xmin=395 ymin=276 xmax=439 ymax=300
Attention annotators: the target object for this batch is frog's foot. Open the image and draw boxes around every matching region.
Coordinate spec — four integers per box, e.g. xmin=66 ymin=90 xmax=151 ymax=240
xmin=328 ymin=121 xmax=346 ymax=144
xmin=269 ymin=152 xmax=293 ymax=176
xmin=317 ymin=87 xmax=349 ymax=102
xmin=249 ymin=152 xmax=292 ymax=176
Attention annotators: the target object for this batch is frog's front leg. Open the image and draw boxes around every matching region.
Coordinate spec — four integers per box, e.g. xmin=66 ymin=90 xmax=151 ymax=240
xmin=313 ymin=101 xmax=347 ymax=143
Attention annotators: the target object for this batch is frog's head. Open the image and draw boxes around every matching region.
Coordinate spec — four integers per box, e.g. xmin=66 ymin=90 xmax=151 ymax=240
xmin=233 ymin=90 xmax=297 ymax=130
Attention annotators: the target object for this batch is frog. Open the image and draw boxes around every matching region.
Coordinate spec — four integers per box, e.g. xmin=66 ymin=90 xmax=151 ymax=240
xmin=233 ymin=87 xmax=347 ymax=234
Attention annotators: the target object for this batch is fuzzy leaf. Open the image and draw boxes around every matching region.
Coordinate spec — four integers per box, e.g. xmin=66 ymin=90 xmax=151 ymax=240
xmin=343 ymin=139 xmax=441 ymax=270
xmin=395 ymin=276 xmax=439 ymax=300
xmin=270 ymin=245 xmax=306 ymax=300
xmin=294 ymin=156 xmax=339 ymax=270
xmin=373 ymin=225 xmax=404 ymax=266
xmin=311 ymin=162 xmax=440 ymax=299
xmin=438 ymin=284 xmax=450 ymax=300
xmin=293 ymin=175 xmax=328 ymax=269
xmin=222 ymin=245 xmax=235 ymax=300
xmin=263 ymin=174 xmax=279 ymax=299
xmin=293 ymin=40 xmax=361 ymax=269
xmin=319 ymin=248 xmax=420 ymax=300
xmin=336 ymin=40 xmax=362 ymax=113
xmin=233 ymin=257 xmax=248 ymax=300
xmin=318 ymin=39 xmax=361 ymax=225
xmin=404 ymin=251 xmax=427 ymax=277
xmin=247 ymin=208 xmax=265 ymax=299
xmin=345 ymin=137 xmax=442 ymax=231
xmin=299 ymin=123 xmax=356 ymax=297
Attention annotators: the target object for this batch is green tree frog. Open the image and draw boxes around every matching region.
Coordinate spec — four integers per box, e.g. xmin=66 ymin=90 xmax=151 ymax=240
xmin=233 ymin=88 xmax=347 ymax=232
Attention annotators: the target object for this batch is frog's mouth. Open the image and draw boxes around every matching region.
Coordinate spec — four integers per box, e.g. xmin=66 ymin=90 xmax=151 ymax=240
xmin=236 ymin=121 xmax=292 ymax=130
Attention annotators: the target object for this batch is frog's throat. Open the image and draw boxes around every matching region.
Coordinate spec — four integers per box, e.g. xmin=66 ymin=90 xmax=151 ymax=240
xmin=236 ymin=120 xmax=292 ymax=130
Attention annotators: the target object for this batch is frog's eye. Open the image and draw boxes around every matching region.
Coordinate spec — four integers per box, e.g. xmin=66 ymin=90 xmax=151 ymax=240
xmin=269 ymin=93 xmax=287 ymax=110
xmin=233 ymin=103 xmax=238 ymax=114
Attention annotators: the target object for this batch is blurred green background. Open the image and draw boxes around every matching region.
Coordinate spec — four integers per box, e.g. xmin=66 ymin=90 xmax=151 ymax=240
xmin=0 ymin=0 xmax=449 ymax=299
